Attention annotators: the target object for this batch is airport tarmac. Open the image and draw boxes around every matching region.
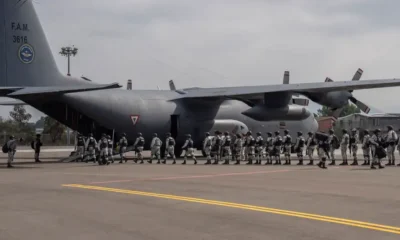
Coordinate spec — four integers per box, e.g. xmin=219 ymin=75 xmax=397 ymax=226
xmin=0 ymin=149 xmax=400 ymax=240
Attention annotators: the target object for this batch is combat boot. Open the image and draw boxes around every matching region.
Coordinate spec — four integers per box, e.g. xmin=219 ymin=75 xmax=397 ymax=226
xmin=378 ymin=162 xmax=385 ymax=169
xmin=212 ymin=160 xmax=219 ymax=164
xmin=307 ymin=160 xmax=313 ymax=165
xmin=234 ymin=160 xmax=240 ymax=165
xmin=161 ymin=160 xmax=166 ymax=164
xmin=361 ymin=161 xmax=368 ymax=166
xmin=7 ymin=163 xmax=13 ymax=168
xmin=172 ymin=160 xmax=176 ymax=164
xmin=181 ymin=160 xmax=186 ymax=165
xmin=246 ymin=160 xmax=253 ymax=165
xmin=350 ymin=160 xmax=358 ymax=166
xmin=339 ymin=161 xmax=347 ymax=166
xmin=194 ymin=160 xmax=197 ymax=164
xmin=328 ymin=160 xmax=335 ymax=165
xmin=204 ymin=160 xmax=211 ymax=165
xmin=157 ymin=160 xmax=160 ymax=164
xmin=147 ymin=160 xmax=152 ymax=164
xmin=223 ymin=160 xmax=229 ymax=165
xmin=297 ymin=160 xmax=303 ymax=165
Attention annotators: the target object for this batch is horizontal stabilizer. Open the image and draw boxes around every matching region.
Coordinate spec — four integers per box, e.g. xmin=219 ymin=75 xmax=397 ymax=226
xmin=7 ymin=83 xmax=121 ymax=97
xmin=0 ymin=98 xmax=26 ymax=105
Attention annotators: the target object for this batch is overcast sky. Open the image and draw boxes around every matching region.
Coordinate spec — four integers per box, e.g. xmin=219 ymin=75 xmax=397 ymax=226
xmin=2 ymin=0 xmax=399 ymax=121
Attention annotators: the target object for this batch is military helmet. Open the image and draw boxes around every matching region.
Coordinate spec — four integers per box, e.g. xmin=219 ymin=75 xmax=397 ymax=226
xmin=374 ymin=128 xmax=381 ymax=133
xmin=9 ymin=135 xmax=14 ymax=139
xmin=89 ymin=133 xmax=93 ymax=137
xmin=308 ymin=132 xmax=313 ymax=135
xmin=363 ymin=129 xmax=369 ymax=134
xmin=122 ymin=133 xmax=126 ymax=137
xmin=267 ymin=132 xmax=272 ymax=136
xmin=153 ymin=133 xmax=157 ymax=137
xmin=166 ymin=132 xmax=171 ymax=137
xmin=36 ymin=134 xmax=41 ymax=137
xmin=102 ymin=133 xmax=106 ymax=137
xmin=387 ymin=125 xmax=393 ymax=130
xmin=224 ymin=131 xmax=229 ymax=135
xmin=351 ymin=128 xmax=357 ymax=132
xmin=342 ymin=129 xmax=348 ymax=133
xmin=205 ymin=132 xmax=210 ymax=136
xmin=107 ymin=135 xmax=111 ymax=139
xmin=274 ymin=131 xmax=280 ymax=135
xmin=236 ymin=133 xmax=241 ymax=138
xmin=214 ymin=130 xmax=220 ymax=134
xmin=186 ymin=134 xmax=191 ymax=138
xmin=284 ymin=129 xmax=289 ymax=134
xmin=247 ymin=131 xmax=252 ymax=135
xmin=297 ymin=131 xmax=303 ymax=136
xmin=328 ymin=129 xmax=334 ymax=134
xmin=256 ymin=132 xmax=261 ymax=136
xmin=138 ymin=132 xmax=142 ymax=136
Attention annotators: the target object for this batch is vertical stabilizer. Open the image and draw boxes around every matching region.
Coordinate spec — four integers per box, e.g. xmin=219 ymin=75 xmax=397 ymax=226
xmin=0 ymin=0 xmax=85 ymax=87
xmin=169 ymin=79 xmax=176 ymax=90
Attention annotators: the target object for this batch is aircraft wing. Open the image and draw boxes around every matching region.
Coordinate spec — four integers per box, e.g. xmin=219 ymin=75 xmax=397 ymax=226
xmin=5 ymin=83 xmax=121 ymax=97
xmin=0 ymin=98 xmax=26 ymax=105
xmin=171 ymin=78 xmax=400 ymax=100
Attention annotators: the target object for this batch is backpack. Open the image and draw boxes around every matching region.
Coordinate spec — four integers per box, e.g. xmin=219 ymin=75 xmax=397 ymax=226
xmin=333 ymin=135 xmax=340 ymax=149
xmin=2 ymin=142 xmax=8 ymax=153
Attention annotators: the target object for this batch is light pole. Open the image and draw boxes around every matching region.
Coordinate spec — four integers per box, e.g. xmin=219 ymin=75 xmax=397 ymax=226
xmin=59 ymin=45 xmax=78 ymax=76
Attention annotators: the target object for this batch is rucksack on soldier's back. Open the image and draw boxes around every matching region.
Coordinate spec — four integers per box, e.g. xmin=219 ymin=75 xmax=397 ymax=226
xmin=332 ymin=135 xmax=340 ymax=149
xmin=2 ymin=142 xmax=8 ymax=153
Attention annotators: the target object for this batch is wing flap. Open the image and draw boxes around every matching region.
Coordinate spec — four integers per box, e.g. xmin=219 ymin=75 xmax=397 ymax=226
xmin=172 ymin=78 xmax=400 ymax=100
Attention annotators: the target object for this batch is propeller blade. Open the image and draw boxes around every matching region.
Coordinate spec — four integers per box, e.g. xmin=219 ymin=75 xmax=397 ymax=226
xmin=352 ymin=68 xmax=363 ymax=81
xmin=283 ymin=71 xmax=289 ymax=84
xmin=331 ymin=108 xmax=343 ymax=119
xmin=349 ymin=68 xmax=363 ymax=92
xmin=349 ymin=96 xmax=370 ymax=114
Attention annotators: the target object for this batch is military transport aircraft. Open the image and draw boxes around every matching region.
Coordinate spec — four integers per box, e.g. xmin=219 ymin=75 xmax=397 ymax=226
xmin=1 ymin=0 xmax=399 ymax=154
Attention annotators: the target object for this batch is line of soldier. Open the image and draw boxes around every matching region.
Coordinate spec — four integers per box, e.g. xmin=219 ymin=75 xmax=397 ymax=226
xmin=74 ymin=126 xmax=399 ymax=169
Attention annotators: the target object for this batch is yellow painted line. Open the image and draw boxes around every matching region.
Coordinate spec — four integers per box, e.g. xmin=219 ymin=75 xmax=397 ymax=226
xmin=62 ymin=184 xmax=400 ymax=235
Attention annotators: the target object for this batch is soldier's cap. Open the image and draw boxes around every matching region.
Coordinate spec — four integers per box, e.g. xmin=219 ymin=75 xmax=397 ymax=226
xmin=214 ymin=130 xmax=220 ymax=134
xmin=308 ymin=132 xmax=313 ymax=135
xmin=247 ymin=131 xmax=252 ymax=134
xmin=267 ymin=132 xmax=272 ymax=135
xmin=284 ymin=129 xmax=289 ymax=133
xmin=224 ymin=131 xmax=229 ymax=135
xmin=274 ymin=131 xmax=280 ymax=135
xmin=257 ymin=132 xmax=261 ymax=135
xmin=351 ymin=128 xmax=357 ymax=132
xmin=297 ymin=131 xmax=302 ymax=135
xmin=374 ymin=129 xmax=381 ymax=133
xmin=387 ymin=125 xmax=393 ymax=130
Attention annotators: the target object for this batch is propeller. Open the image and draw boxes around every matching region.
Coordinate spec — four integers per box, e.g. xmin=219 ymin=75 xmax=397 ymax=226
xmin=326 ymin=68 xmax=370 ymax=119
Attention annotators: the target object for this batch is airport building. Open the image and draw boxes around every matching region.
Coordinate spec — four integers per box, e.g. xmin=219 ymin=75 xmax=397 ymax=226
xmin=336 ymin=113 xmax=400 ymax=133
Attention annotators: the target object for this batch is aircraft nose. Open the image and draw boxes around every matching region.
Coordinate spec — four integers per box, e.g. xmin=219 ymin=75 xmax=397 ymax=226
xmin=311 ymin=117 xmax=319 ymax=133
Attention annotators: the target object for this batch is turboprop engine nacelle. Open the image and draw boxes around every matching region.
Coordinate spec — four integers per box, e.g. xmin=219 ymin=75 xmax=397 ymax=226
xmin=207 ymin=119 xmax=249 ymax=135
xmin=241 ymin=104 xmax=311 ymax=121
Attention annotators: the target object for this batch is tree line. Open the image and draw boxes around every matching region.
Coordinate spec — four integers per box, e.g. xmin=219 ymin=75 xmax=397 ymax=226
xmin=0 ymin=106 xmax=67 ymax=145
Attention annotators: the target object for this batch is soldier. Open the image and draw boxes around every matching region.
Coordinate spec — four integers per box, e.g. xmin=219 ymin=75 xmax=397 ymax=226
xmin=149 ymin=133 xmax=162 ymax=164
xmin=203 ymin=132 xmax=213 ymax=165
xmin=107 ymin=135 xmax=114 ymax=163
xmin=233 ymin=133 xmax=243 ymax=165
xmin=211 ymin=131 xmax=222 ymax=164
xmin=242 ymin=132 xmax=249 ymax=162
xmin=295 ymin=131 xmax=305 ymax=165
xmin=246 ymin=131 xmax=256 ymax=165
xmin=221 ymin=131 xmax=232 ymax=165
xmin=133 ymin=133 xmax=145 ymax=164
xmin=33 ymin=134 xmax=42 ymax=163
xmin=85 ymin=133 xmax=97 ymax=163
xmin=349 ymin=128 xmax=359 ymax=166
xmin=76 ymin=133 xmax=85 ymax=162
xmin=255 ymin=132 xmax=264 ymax=165
xmin=317 ymin=136 xmax=329 ymax=169
xmin=328 ymin=129 xmax=337 ymax=165
xmin=361 ymin=129 xmax=371 ymax=166
xmin=118 ymin=133 xmax=128 ymax=163
xmin=306 ymin=132 xmax=316 ymax=165
xmin=282 ymin=129 xmax=292 ymax=165
xmin=5 ymin=136 xmax=17 ymax=168
xmin=369 ymin=129 xmax=385 ymax=169
xmin=385 ymin=125 xmax=397 ymax=166
xmin=182 ymin=134 xmax=197 ymax=164
xmin=264 ymin=132 xmax=273 ymax=165
xmin=97 ymin=133 xmax=110 ymax=165
xmin=340 ymin=129 xmax=350 ymax=165
xmin=273 ymin=131 xmax=283 ymax=165
xmin=163 ymin=133 xmax=176 ymax=164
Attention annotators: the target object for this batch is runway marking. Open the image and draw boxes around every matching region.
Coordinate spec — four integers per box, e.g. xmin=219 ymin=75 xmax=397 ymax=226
xmin=62 ymin=184 xmax=400 ymax=235
xmin=89 ymin=169 xmax=294 ymax=184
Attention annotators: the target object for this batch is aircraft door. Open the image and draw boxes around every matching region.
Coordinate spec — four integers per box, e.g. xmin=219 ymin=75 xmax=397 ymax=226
xmin=170 ymin=115 xmax=179 ymax=139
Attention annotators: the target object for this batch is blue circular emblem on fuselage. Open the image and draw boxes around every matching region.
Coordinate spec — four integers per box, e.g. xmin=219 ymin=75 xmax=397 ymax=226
xmin=19 ymin=44 xmax=35 ymax=64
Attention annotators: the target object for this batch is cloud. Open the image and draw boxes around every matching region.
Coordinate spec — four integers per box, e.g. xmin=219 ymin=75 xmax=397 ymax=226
xmin=2 ymin=0 xmax=400 ymax=120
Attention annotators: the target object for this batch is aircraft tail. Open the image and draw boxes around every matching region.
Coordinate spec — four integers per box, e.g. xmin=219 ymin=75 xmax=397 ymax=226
xmin=0 ymin=0 xmax=87 ymax=87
